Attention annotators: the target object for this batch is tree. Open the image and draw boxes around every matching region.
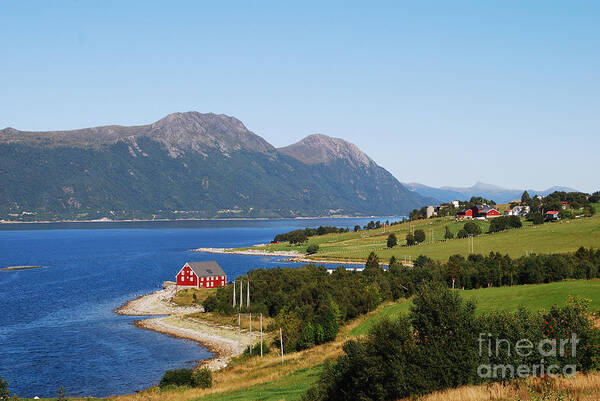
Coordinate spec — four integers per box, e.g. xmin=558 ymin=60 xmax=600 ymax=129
xmin=306 ymin=244 xmax=319 ymax=254
xmin=0 ymin=376 xmax=11 ymax=400
xmin=353 ymin=225 xmax=360 ymax=232
xmin=192 ymin=368 xmax=213 ymax=388
xmin=521 ymin=190 xmax=531 ymax=204
xmin=386 ymin=233 xmax=397 ymax=248
xmin=413 ymin=229 xmax=425 ymax=243
xmin=389 ymin=255 xmax=399 ymax=268
xmin=406 ymin=233 xmax=416 ymax=246
xmin=58 ymin=385 xmax=66 ymax=401
xmin=529 ymin=213 xmax=544 ymax=225
xmin=444 ymin=225 xmax=454 ymax=240
xmin=463 ymin=221 xmax=481 ymax=235
xmin=456 ymin=229 xmax=468 ymax=238
xmin=365 ymin=252 xmax=380 ymax=269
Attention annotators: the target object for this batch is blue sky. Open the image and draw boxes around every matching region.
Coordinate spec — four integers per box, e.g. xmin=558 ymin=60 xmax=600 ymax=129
xmin=1 ymin=1 xmax=598 ymax=192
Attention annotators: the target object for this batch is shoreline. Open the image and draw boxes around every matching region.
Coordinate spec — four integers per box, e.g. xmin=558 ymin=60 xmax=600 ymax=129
xmin=0 ymin=215 xmax=396 ymax=225
xmin=0 ymin=265 xmax=43 ymax=271
xmin=192 ymin=247 xmax=367 ymax=265
xmin=116 ymin=285 xmax=250 ymax=370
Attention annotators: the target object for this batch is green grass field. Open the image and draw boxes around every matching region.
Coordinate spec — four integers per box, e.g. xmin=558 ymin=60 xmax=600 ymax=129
xmin=236 ymin=205 xmax=600 ymax=263
xmin=197 ymin=365 xmax=322 ymax=401
xmin=350 ymin=279 xmax=600 ymax=336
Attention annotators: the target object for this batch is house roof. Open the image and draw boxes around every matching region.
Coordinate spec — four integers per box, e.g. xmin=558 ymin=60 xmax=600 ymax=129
xmin=546 ymin=211 xmax=559 ymax=215
xmin=186 ymin=261 xmax=226 ymax=277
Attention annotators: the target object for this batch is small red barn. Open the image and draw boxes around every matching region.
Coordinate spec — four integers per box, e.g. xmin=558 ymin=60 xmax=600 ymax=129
xmin=456 ymin=209 xmax=473 ymax=220
xmin=176 ymin=261 xmax=227 ymax=289
xmin=471 ymin=205 xmax=501 ymax=219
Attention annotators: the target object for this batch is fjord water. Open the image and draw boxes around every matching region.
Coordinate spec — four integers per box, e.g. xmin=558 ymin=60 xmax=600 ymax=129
xmin=0 ymin=218 xmax=377 ymax=398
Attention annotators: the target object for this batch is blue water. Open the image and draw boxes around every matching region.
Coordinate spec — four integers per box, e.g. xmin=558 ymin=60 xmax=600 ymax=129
xmin=0 ymin=218 xmax=382 ymax=398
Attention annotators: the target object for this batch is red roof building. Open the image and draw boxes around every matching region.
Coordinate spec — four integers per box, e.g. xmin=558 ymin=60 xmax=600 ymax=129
xmin=176 ymin=261 xmax=227 ymax=289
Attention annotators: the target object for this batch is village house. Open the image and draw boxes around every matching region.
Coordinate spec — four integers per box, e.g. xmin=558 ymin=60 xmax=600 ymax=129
xmin=545 ymin=210 xmax=560 ymax=221
xmin=456 ymin=208 xmax=473 ymax=220
xmin=505 ymin=205 xmax=530 ymax=217
xmin=426 ymin=205 xmax=437 ymax=219
xmin=471 ymin=204 xmax=501 ymax=220
xmin=176 ymin=261 xmax=227 ymax=289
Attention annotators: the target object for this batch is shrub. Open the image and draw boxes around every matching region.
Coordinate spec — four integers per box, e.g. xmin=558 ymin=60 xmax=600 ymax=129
xmin=406 ymin=233 xmax=416 ymax=246
xmin=244 ymin=341 xmax=271 ymax=356
xmin=444 ymin=225 xmax=454 ymax=239
xmin=306 ymin=244 xmax=319 ymax=254
xmin=529 ymin=213 xmax=544 ymax=225
xmin=463 ymin=221 xmax=481 ymax=235
xmin=365 ymin=252 xmax=380 ymax=268
xmin=387 ymin=233 xmax=398 ymax=248
xmin=160 ymin=368 xmax=194 ymax=388
xmin=191 ymin=368 xmax=212 ymax=389
xmin=413 ymin=229 xmax=425 ymax=243
xmin=456 ymin=229 xmax=468 ymax=238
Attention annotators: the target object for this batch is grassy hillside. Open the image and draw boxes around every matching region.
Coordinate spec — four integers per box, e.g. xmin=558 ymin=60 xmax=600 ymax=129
xmin=351 ymin=279 xmax=600 ymax=336
xmin=238 ymin=207 xmax=600 ymax=262
xmin=110 ymin=279 xmax=600 ymax=401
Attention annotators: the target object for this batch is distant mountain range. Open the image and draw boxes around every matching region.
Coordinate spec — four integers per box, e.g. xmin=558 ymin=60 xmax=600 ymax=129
xmin=0 ymin=112 xmax=434 ymax=221
xmin=402 ymin=182 xmax=580 ymax=204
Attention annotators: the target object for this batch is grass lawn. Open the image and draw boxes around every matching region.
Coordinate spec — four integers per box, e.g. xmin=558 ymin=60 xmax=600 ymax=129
xmin=196 ymin=365 xmax=322 ymax=401
xmin=350 ymin=279 xmax=600 ymax=336
xmin=172 ymin=288 xmax=217 ymax=306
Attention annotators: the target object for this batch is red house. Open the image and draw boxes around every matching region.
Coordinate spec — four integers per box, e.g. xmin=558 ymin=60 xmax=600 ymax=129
xmin=176 ymin=261 xmax=227 ymax=289
xmin=456 ymin=209 xmax=473 ymax=220
xmin=471 ymin=205 xmax=501 ymax=219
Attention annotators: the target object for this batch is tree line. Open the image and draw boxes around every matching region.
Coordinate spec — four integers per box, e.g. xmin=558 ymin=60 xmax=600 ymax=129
xmin=302 ymin=283 xmax=600 ymax=401
xmin=204 ymin=247 xmax=600 ymax=352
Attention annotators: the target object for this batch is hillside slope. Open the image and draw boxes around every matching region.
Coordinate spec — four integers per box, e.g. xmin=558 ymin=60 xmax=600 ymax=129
xmin=0 ymin=112 xmax=429 ymax=221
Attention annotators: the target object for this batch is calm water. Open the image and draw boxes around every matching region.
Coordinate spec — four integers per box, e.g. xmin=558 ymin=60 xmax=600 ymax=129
xmin=0 ymin=218 xmax=381 ymax=398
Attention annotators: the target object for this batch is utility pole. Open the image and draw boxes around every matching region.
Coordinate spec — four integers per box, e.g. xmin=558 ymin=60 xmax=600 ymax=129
xmin=279 ymin=328 xmax=284 ymax=363
xmin=238 ymin=312 xmax=240 ymax=337
xmin=239 ymin=279 xmax=243 ymax=308
xmin=430 ymin=228 xmax=434 ymax=244
xmin=233 ymin=280 xmax=236 ymax=308
xmin=260 ymin=313 xmax=263 ymax=357
xmin=247 ymin=279 xmax=250 ymax=308
xmin=249 ymin=313 xmax=252 ymax=348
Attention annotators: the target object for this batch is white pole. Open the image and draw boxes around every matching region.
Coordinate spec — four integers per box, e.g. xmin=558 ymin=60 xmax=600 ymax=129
xmin=249 ymin=313 xmax=252 ymax=351
xmin=260 ymin=313 xmax=263 ymax=357
xmin=238 ymin=313 xmax=240 ymax=337
xmin=239 ymin=279 xmax=243 ymax=308
xmin=233 ymin=280 xmax=236 ymax=307
xmin=247 ymin=279 xmax=250 ymax=308
xmin=280 ymin=328 xmax=284 ymax=363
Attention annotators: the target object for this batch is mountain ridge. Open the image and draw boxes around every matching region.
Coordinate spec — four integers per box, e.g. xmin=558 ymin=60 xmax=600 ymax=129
xmin=0 ymin=112 xmax=430 ymax=221
xmin=403 ymin=182 xmax=580 ymax=204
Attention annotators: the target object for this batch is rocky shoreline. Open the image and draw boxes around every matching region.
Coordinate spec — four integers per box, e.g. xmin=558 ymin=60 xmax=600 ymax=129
xmin=116 ymin=284 xmax=251 ymax=370
xmin=192 ymin=247 xmax=366 ymax=265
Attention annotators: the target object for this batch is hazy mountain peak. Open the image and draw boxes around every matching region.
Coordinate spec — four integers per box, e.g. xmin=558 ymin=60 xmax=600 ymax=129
xmin=278 ymin=134 xmax=373 ymax=167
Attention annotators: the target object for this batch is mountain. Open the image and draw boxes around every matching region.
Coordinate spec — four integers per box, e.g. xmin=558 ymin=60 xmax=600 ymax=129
xmin=0 ymin=112 xmax=431 ymax=221
xmin=403 ymin=182 xmax=581 ymax=204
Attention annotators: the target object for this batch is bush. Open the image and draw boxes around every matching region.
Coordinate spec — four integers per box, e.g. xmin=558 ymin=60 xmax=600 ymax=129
xmin=528 ymin=212 xmax=544 ymax=225
xmin=192 ymin=368 xmax=212 ymax=388
xmin=365 ymin=252 xmax=380 ymax=268
xmin=306 ymin=244 xmax=319 ymax=254
xmin=387 ymin=233 xmax=397 ymax=248
xmin=160 ymin=368 xmax=194 ymax=388
xmin=444 ymin=225 xmax=454 ymax=239
xmin=413 ymin=229 xmax=425 ymax=243
xmin=456 ymin=229 xmax=468 ymax=239
xmin=463 ymin=221 xmax=481 ymax=235
xmin=406 ymin=233 xmax=416 ymax=246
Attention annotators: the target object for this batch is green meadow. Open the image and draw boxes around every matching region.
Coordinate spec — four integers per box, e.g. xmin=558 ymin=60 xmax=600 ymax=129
xmin=350 ymin=279 xmax=600 ymax=336
xmin=236 ymin=205 xmax=600 ymax=263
